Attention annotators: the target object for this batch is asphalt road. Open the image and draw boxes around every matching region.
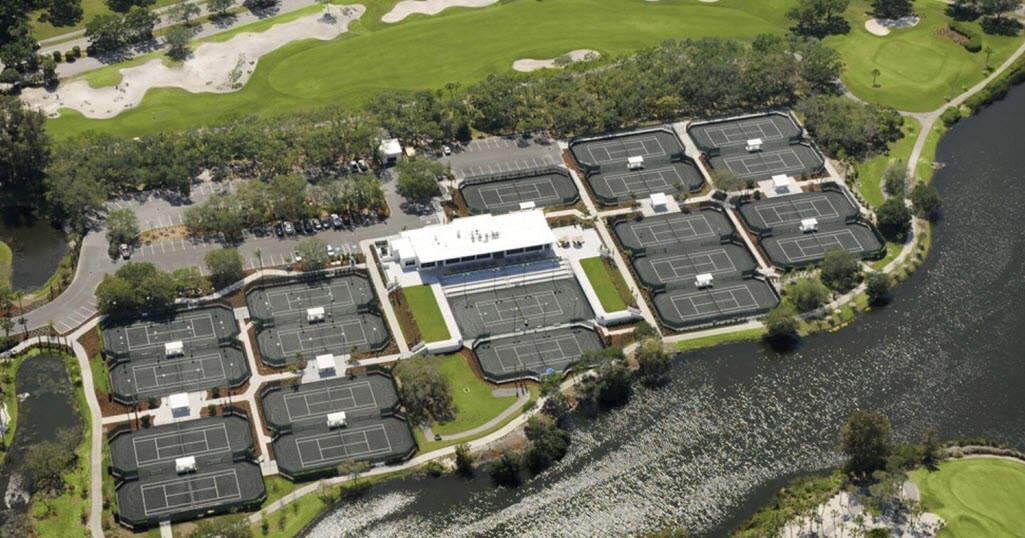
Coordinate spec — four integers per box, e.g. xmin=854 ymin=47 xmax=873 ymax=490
xmin=23 ymin=173 xmax=441 ymax=334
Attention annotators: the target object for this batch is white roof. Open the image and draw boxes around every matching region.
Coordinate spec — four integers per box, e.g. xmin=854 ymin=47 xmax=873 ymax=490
xmin=747 ymin=138 xmax=763 ymax=145
xmin=650 ymin=192 xmax=668 ymax=206
xmin=519 ymin=201 xmax=536 ymax=210
xmin=379 ymin=138 xmax=401 ymax=156
xmin=772 ymin=174 xmax=790 ymax=187
xmin=165 ymin=341 xmax=184 ymax=355
xmin=315 ymin=354 xmax=336 ymax=371
xmin=628 ymin=156 xmax=645 ymax=164
xmin=327 ymin=411 xmax=347 ymax=427
xmin=397 ymin=210 xmax=556 ymax=265
xmin=801 ymin=218 xmax=819 ymax=227
xmin=175 ymin=456 xmax=196 ymax=473
xmin=696 ymin=273 xmax=713 ymax=284
xmin=169 ymin=392 xmax=189 ymax=410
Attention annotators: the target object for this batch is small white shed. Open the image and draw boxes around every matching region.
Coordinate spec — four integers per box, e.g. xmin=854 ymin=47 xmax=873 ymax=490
xmin=176 ymin=456 xmax=196 ymax=474
xmin=165 ymin=341 xmax=184 ymax=358
xmin=650 ymin=192 xmax=668 ymax=210
xmin=169 ymin=392 xmax=190 ymax=417
xmin=800 ymin=218 xmax=819 ymax=233
xmin=379 ymin=138 xmax=402 ymax=165
xmin=746 ymin=138 xmax=763 ymax=152
xmin=695 ymin=273 xmax=714 ymax=289
xmin=327 ymin=411 xmax=347 ymax=429
xmin=627 ymin=156 xmax=645 ymax=170
xmin=519 ymin=201 xmax=536 ymax=211
xmin=316 ymin=354 xmax=337 ymax=377
xmin=307 ymin=307 xmax=325 ymax=323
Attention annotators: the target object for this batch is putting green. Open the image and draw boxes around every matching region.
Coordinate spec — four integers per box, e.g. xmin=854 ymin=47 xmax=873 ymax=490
xmin=910 ymin=457 xmax=1025 ymax=537
xmin=41 ymin=0 xmax=1025 ymax=139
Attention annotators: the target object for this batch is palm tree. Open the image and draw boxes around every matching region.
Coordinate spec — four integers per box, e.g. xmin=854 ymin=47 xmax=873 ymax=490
xmin=984 ymin=46 xmax=994 ymax=70
xmin=871 ymin=68 xmax=881 ymax=87
xmin=0 ymin=316 xmax=12 ymax=338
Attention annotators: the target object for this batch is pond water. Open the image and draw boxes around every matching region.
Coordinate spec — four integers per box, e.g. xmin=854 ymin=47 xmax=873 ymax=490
xmin=0 ymin=353 xmax=83 ymax=534
xmin=304 ymin=85 xmax=1025 ymax=537
xmin=0 ymin=209 xmax=68 ymax=292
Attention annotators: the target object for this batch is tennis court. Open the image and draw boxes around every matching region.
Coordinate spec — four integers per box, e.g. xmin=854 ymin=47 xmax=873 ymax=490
xmin=573 ymin=133 xmax=673 ymax=165
xmin=761 ymin=222 xmax=885 ymax=268
xmin=586 ymin=160 xmax=704 ymax=203
xmin=102 ymin=305 xmax=238 ymax=359
xmin=272 ymin=416 xmax=417 ymax=477
xmin=652 ymin=279 xmax=779 ymax=330
xmin=246 ymin=274 xmax=373 ymax=325
xmin=460 ymin=170 xmax=578 ymax=214
xmin=688 ymin=113 xmax=801 ymax=151
xmin=109 ymin=415 xmax=254 ymax=477
xmin=708 ymin=143 xmax=825 ymax=182
xmin=613 ymin=208 xmax=733 ymax=252
xmin=633 ymin=244 xmax=758 ymax=290
xmin=256 ymin=313 xmax=388 ymax=366
xmin=261 ymin=373 xmax=400 ymax=431
xmin=109 ymin=345 xmax=248 ymax=403
xmin=116 ymin=462 xmax=265 ymax=527
xmin=737 ymin=190 xmax=858 ymax=233
xmin=473 ymin=326 xmax=604 ymax=382
xmin=447 ymin=278 xmax=594 ymax=339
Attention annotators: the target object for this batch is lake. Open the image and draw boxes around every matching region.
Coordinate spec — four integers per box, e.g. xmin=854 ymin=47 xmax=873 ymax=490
xmin=304 ymin=84 xmax=1025 ymax=537
xmin=0 ymin=209 xmax=68 ymax=292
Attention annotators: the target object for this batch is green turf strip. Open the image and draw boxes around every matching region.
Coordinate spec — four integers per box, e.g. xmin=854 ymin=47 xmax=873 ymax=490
xmin=580 ymin=257 xmax=627 ymax=312
xmin=403 ymin=284 xmax=451 ymax=343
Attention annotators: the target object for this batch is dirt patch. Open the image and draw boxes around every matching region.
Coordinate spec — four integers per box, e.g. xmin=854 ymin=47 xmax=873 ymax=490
xmin=138 ymin=225 xmax=190 ymax=243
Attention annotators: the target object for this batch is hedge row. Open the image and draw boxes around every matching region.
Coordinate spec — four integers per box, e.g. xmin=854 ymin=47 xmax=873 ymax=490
xmin=949 ymin=22 xmax=983 ymax=52
xmin=964 ymin=53 xmax=1025 ymax=110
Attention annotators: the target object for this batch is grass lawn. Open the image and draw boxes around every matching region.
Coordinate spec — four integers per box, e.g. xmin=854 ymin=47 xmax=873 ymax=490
xmin=0 ymin=240 xmax=11 ymax=288
xmin=911 ymin=458 xmax=1025 ymax=537
xmin=856 ymin=117 xmax=921 ymax=207
xmin=580 ymin=257 xmax=628 ymax=312
xmin=871 ymin=240 xmax=904 ymax=271
xmin=672 ymin=327 xmax=766 ymax=352
xmin=431 ymin=354 xmax=515 ymax=436
xmin=413 ymin=384 xmax=538 ymax=454
xmin=45 ymin=0 xmax=793 ymax=139
xmin=826 ymin=0 xmax=1023 ymax=112
xmin=403 ymin=285 xmax=451 ymax=343
xmin=917 ymin=121 xmax=948 ymax=183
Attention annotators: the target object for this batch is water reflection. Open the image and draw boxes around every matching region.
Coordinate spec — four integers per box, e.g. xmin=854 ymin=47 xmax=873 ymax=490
xmin=0 ymin=208 xmax=68 ymax=292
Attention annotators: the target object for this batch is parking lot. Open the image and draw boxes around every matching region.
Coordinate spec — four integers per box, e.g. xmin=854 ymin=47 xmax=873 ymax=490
xmin=439 ymin=136 xmax=563 ymax=180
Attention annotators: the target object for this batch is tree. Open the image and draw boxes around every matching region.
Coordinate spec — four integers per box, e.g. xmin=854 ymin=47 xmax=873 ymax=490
xmin=208 ymin=0 xmax=235 ymax=16
xmin=395 ymin=156 xmax=446 ymax=203
xmin=165 ymin=25 xmax=192 ymax=60
xmin=633 ymin=320 xmax=658 ymax=340
xmin=454 ymin=443 xmax=474 ymax=476
xmin=881 ymin=160 xmax=908 ymax=197
xmin=95 ymin=274 xmax=138 ymax=313
xmin=876 ymin=197 xmax=912 ymax=240
xmin=25 ymin=431 xmax=78 ymax=494
xmin=0 ymin=96 xmax=52 ymax=197
xmin=171 ymin=266 xmax=209 ymax=296
xmin=205 ymin=248 xmax=244 ymax=289
xmin=524 ymin=415 xmax=571 ymax=473
xmin=820 ymin=249 xmax=861 ymax=292
xmin=712 ymin=169 xmax=745 ymax=192
xmin=106 ymin=0 xmax=156 ymax=13
xmin=921 ymin=428 xmax=942 ymax=468
xmin=787 ymin=277 xmax=831 ymax=312
xmin=635 ymin=337 xmax=671 ymax=387
xmin=488 ymin=451 xmax=521 ymax=487
xmin=592 ymin=362 xmax=633 ymax=408
xmin=865 ymin=271 xmax=892 ymax=305
xmin=910 ymin=183 xmax=942 ymax=220
xmin=40 ymin=0 xmax=84 ymax=27
xmin=797 ymin=95 xmax=904 ymax=160
xmin=393 ymin=356 xmax=455 ymax=424
xmin=979 ymin=0 xmax=1020 ymax=16
xmin=787 ymin=0 xmax=851 ymax=37
xmin=764 ymin=302 xmax=800 ymax=340
xmin=296 ymin=237 xmax=328 ymax=270
xmin=169 ymin=1 xmax=201 ymax=25
xmin=85 ymin=13 xmax=126 ymax=53
xmin=270 ymin=174 xmax=309 ymax=220
xmin=839 ymin=409 xmax=893 ymax=477
xmin=872 ymin=0 xmax=915 ymax=19
xmin=105 ymin=207 xmax=139 ymax=246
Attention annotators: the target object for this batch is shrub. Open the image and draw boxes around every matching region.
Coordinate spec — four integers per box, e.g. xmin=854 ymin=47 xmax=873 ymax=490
xmin=52 ymin=50 xmax=62 ymax=62
xmin=764 ymin=303 xmax=800 ymax=340
xmin=820 ymin=249 xmax=862 ymax=293
xmin=72 ymin=45 xmax=81 ymax=57
xmin=876 ymin=197 xmax=913 ymax=240
xmin=422 ymin=460 xmax=445 ymax=477
xmin=488 ymin=451 xmax=521 ymax=487
xmin=940 ymin=106 xmax=963 ymax=126
xmin=865 ymin=272 xmax=892 ymax=304
xmin=910 ymin=183 xmax=943 ymax=220
xmin=949 ymin=22 xmax=983 ymax=52
xmin=65 ymin=50 xmax=75 ymax=62
xmin=787 ymin=277 xmax=831 ymax=313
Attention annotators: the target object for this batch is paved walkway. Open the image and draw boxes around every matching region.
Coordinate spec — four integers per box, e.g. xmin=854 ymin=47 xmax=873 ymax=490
xmin=420 ymin=388 xmax=529 ymax=442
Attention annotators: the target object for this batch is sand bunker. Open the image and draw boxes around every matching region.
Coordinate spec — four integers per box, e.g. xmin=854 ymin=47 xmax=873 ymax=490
xmin=865 ymin=15 xmax=920 ymax=36
xmin=21 ymin=5 xmax=365 ymax=119
xmin=382 ymin=0 xmax=498 ymax=23
xmin=513 ymin=49 xmax=600 ymax=72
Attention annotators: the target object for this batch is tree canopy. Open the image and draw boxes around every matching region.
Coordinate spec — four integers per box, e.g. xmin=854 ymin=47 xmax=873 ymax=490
xmin=876 ymin=197 xmax=913 ymax=240
xmin=797 ymin=95 xmax=904 ymax=160
xmin=0 ymin=96 xmax=51 ymax=197
xmin=839 ymin=409 xmax=893 ymax=477
xmin=105 ymin=207 xmax=139 ymax=246
xmin=819 ymin=249 xmax=861 ymax=292
xmin=910 ymin=183 xmax=943 ymax=220
xmin=204 ymin=248 xmax=244 ymax=289
xmin=395 ymin=156 xmax=446 ymax=203
xmin=393 ymin=355 xmax=455 ymax=424
xmin=787 ymin=277 xmax=831 ymax=312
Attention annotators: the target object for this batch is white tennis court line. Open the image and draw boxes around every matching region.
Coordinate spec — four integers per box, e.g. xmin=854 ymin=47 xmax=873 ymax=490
xmin=722 ymin=147 xmax=807 ymax=176
xmin=668 ymin=285 xmax=760 ymax=321
xmin=753 ymin=195 xmax=841 ymax=228
xmin=129 ymin=351 xmax=228 ymax=392
xmin=124 ymin=312 xmax=217 ymax=352
xmin=295 ymin=424 xmax=393 ymax=468
xmin=132 ymin=423 xmax=231 ymax=467
xmin=492 ymin=334 xmax=583 ymax=372
xmin=704 ymin=118 xmax=785 ymax=146
xmin=602 ymin=166 xmax=682 ymax=196
xmin=263 ymin=283 xmax=356 ymax=315
xmin=630 ymin=214 xmax=715 ymax=247
xmin=776 ymin=229 xmax=866 ymax=262
xmin=283 ymin=380 xmax=379 ymax=423
xmin=584 ymin=135 xmax=667 ymax=164
xmin=474 ymin=290 xmax=565 ymax=327
xmin=477 ymin=177 xmax=561 ymax=208
xmin=275 ymin=319 xmax=369 ymax=356
xmin=649 ymin=249 xmax=738 ymax=283
xmin=140 ymin=469 xmax=242 ymax=517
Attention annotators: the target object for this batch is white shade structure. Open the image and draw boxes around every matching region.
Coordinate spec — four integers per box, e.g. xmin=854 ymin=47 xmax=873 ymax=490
xmin=307 ymin=307 xmax=325 ymax=323
xmin=165 ymin=341 xmax=184 ymax=357
xmin=746 ymin=138 xmax=763 ymax=152
xmin=627 ymin=155 xmax=645 ymax=170
xmin=327 ymin=411 xmax=347 ymax=428
xmin=695 ymin=273 xmax=714 ymax=289
xmin=800 ymin=218 xmax=819 ymax=233
xmin=175 ymin=456 xmax=196 ymax=474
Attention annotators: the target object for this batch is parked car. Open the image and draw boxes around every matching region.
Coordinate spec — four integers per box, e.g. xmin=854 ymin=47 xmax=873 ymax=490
xmin=303 ymin=220 xmax=315 ymax=234
xmin=443 ymin=145 xmax=452 ymax=156
xmin=274 ymin=224 xmax=284 ymax=237
xmin=313 ymin=218 xmax=323 ymax=230
xmin=119 ymin=243 xmax=131 ymax=259
xmin=320 ymin=216 xmax=332 ymax=229
xmin=349 ymin=160 xmax=359 ymax=173
xmin=342 ymin=212 xmax=352 ymax=227
xmin=293 ymin=251 xmax=302 ymax=263
xmin=283 ymin=221 xmax=295 ymax=235
xmin=331 ymin=214 xmax=344 ymax=229
xmin=326 ymin=244 xmax=336 ymax=258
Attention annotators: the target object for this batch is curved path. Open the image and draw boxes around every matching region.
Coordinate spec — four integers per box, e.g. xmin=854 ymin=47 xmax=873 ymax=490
xmin=420 ymin=388 xmax=529 ymax=442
